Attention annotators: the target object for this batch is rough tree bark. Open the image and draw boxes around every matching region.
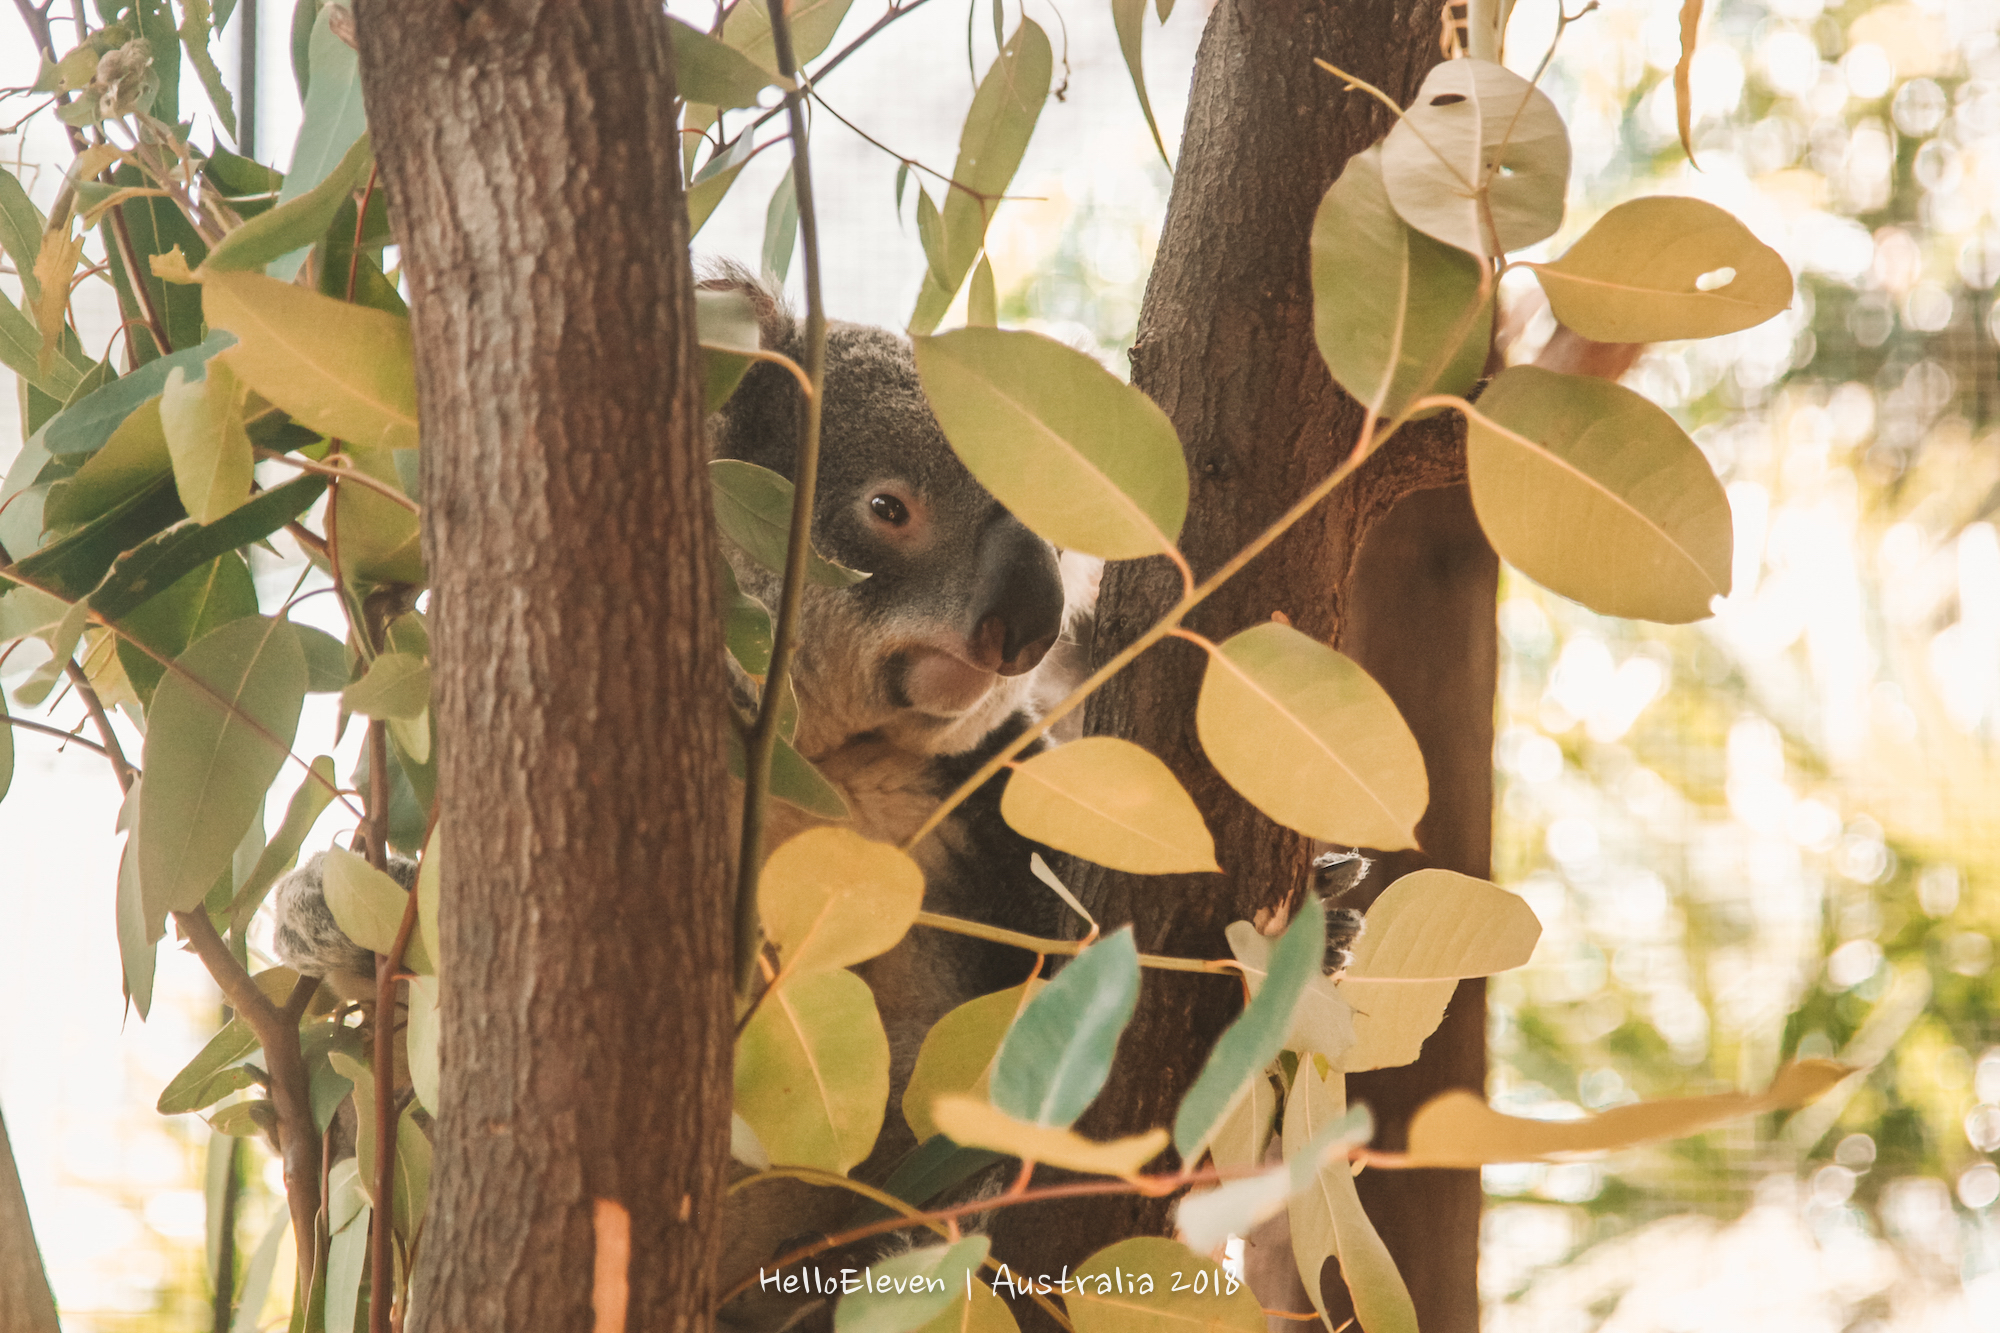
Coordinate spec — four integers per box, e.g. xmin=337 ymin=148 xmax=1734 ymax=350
xmin=992 ymin=0 xmax=1491 ymax=1324
xmin=0 ymin=1110 xmax=61 ymax=1333
xmin=352 ymin=5 xmax=734 ymax=1329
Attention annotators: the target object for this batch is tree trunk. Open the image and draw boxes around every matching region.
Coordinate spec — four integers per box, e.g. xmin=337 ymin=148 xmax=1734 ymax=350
xmin=352 ymin=5 xmax=734 ymax=1329
xmin=990 ymin=0 xmax=1469 ymax=1302
xmin=1339 ymin=483 xmax=1498 ymax=1333
xmin=0 ymin=1110 xmax=61 ymax=1333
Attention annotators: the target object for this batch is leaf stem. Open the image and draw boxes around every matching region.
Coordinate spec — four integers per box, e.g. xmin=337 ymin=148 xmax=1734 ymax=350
xmin=734 ymin=0 xmax=829 ymax=996
xmin=911 ymin=910 xmax=1239 ymax=975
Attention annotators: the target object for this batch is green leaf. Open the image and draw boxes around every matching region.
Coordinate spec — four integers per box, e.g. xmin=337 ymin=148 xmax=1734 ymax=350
xmin=1466 ymin=365 xmax=1732 ymax=623
xmin=835 ymin=1236 xmax=990 ymax=1333
xmin=8 ymin=475 xmax=182 ymax=605
xmin=1205 ymin=1068 xmax=1276 ymax=1176
xmin=208 ymin=1099 xmax=278 ymax=1140
xmin=324 ymin=1196 xmax=369 ymax=1333
xmin=41 ymin=331 xmax=238 ymax=457
xmin=137 ymin=615 xmax=308 ymax=916
xmin=967 ymin=254 xmax=997 ymax=327
xmin=228 ymin=1211 xmax=289 ymax=1333
xmin=930 ymin=1097 xmax=1167 ymax=1179
xmin=116 ymin=554 xmax=256 ymax=705
xmin=45 ymin=397 xmax=172 ymax=528
xmin=268 ymin=2 xmax=367 ymax=281
xmin=416 ymin=821 xmax=443 ymax=975
xmin=342 ymin=650 xmax=430 ymax=720
xmin=1285 ymin=1067 xmax=1417 ymax=1333
xmin=177 ymin=0 xmax=236 ymax=140
xmin=1173 ymin=896 xmax=1324 ymax=1159
xmin=329 ymin=1051 xmax=430 ymax=1243
xmin=229 ymin=755 xmax=339 ymax=932
xmin=1224 ymin=922 xmax=1354 ymax=1065
xmin=1195 ymin=622 xmax=1428 ymax=849
xmin=321 ymin=846 xmax=428 ymax=973
xmin=759 ymin=827 xmax=925 ymax=978
xmin=989 ymin=927 xmax=1139 ymax=1128
xmin=115 ymin=783 xmax=156 ymax=1017
xmin=671 ymin=17 xmax=783 ymax=110
xmin=908 ymin=21 xmax=1051 ymax=334
xmin=999 ymin=737 xmax=1217 ymax=874
xmin=406 ymin=974 xmax=440 ymax=1113
xmin=0 ymin=170 xmax=46 ymax=305
xmin=1312 ymin=147 xmax=1491 ymax=420
xmin=734 ymin=968 xmax=889 ymax=1173
xmin=1110 ymin=0 xmax=1171 ymax=168
xmin=903 ymin=980 xmax=1043 ymax=1142
xmin=1067 ymin=1238 xmax=1263 ymax=1333
xmin=709 ymin=459 xmax=869 ymax=586
xmin=688 ymin=150 xmax=748 ymax=239
xmin=160 ymin=1031 xmax=261 ymax=1115
xmin=911 ymin=327 xmax=1186 ymax=560
xmin=1527 ymin=196 xmax=1794 ymax=343
xmin=915 ymin=187 xmax=950 ymax=290
xmin=199 ymin=269 xmax=416 ymax=453
xmin=317 ymin=193 xmax=407 ymax=317
xmin=89 ymin=473 xmax=327 ymax=622
xmin=205 ymin=133 xmax=371 ymax=274
xmin=0 ymin=691 xmax=11 ymax=802
xmin=102 ymin=164 xmax=208 ymax=359
xmin=1380 ymin=57 xmax=1569 ymax=259
xmin=698 ymin=286 xmax=759 ymax=413
xmin=14 ymin=596 xmax=89 ymax=706
xmin=914 ymin=1278 xmax=1016 ymax=1333
xmin=160 ymin=359 xmax=254 ymax=525
xmin=725 ymin=726 xmax=851 ymax=818
xmin=720 ymin=0 xmax=854 ymax=73
xmin=720 ymin=561 xmax=773 ymax=674
xmin=762 ymin=165 xmax=799 ymax=284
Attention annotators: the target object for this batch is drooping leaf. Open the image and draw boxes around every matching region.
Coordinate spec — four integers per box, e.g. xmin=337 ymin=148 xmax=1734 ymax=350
xmin=114 ymin=783 xmax=156 ymax=1016
xmin=416 ymin=822 xmax=443 ymax=978
xmin=1195 ymin=622 xmax=1428 ymax=849
xmin=1224 ymin=922 xmax=1355 ymax=1065
xmin=341 ymin=650 xmax=430 ymax=720
xmin=735 ymin=968 xmax=890 ymax=1174
xmin=1400 ymin=1059 xmax=1852 ymax=1167
xmin=989 ymin=928 xmax=1139 ymax=1128
xmin=1067 ymin=1238 xmax=1262 ymax=1333
xmin=725 ymin=727 xmax=851 ymax=819
xmin=908 ymin=21 xmax=1051 ymax=334
xmin=762 ymin=164 xmax=799 ymax=283
xmin=903 ymin=980 xmax=1043 ymax=1142
xmin=0 ymin=284 xmax=88 ymax=400
xmin=12 ymin=596 xmax=89 ymax=707
xmin=406 ymin=973 xmax=440 ymax=1114
xmin=1675 ymin=0 xmax=1703 ymax=165
xmin=1380 ymin=58 xmax=1570 ymax=259
xmin=1000 ymin=737 xmax=1217 ymax=874
xmin=1285 ymin=1067 xmax=1418 ymax=1333
xmin=323 ymin=1161 xmax=369 ymax=1333
xmin=0 ymin=691 xmax=11 ymax=803
xmin=720 ymin=561 xmax=773 ymax=674
xmin=328 ymin=442 xmax=424 ymax=584
xmin=1176 ymin=1105 xmax=1372 ymax=1261
xmin=41 ymin=331 xmax=238 ymax=457
xmin=915 ymin=187 xmax=950 ymax=289
xmin=967 ymin=254 xmax=997 ymax=327
xmin=199 ymin=269 xmax=417 ymax=453
xmin=137 ymin=615 xmax=307 ymax=917
xmin=1312 ymin=147 xmax=1490 ymax=420
xmin=759 ymin=827 xmax=925 ymax=978
xmin=1174 ymin=896 xmax=1324 ymax=1159
xmin=229 ymin=754 xmax=338 ymax=932
xmin=158 ymin=1017 xmax=261 ymax=1114
xmin=835 ymin=1236 xmax=990 ymax=1333
xmin=228 ymin=1211 xmax=289 ymax=1333
xmin=1110 ymin=0 xmax=1171 ymax=168
xmin=721 ymin=0 xmax=854 ymax=69
xmin=321 ymin=845 xmax=428 ymax=973
xmin=204 ymin=133 xmax=371 ymax=274
xmin=1466 ymin=365 xmax=1732 ymax=623
xmin=929 ymin=1096 xmax=1167 ymax=1181
xmin=671 ymin=17 xmax=784 ymax=109
xmin=1347 ymin=868 xmax=1540 ymax=979
xmin=0 ymin=170 xmax=45 ymax=305
xmin=268 ymin=2 xmax=367 ymax=280
xmin=159 ymin=359 xmax=254 ymax=525
xmin=912 ymin=327 xmax=1187 ymax=560
xmin=709 ymin=459 xmax=869 ymax=586
xmin=329 ymin=1051 xmax=431 ymax=1243
xmin=177 ymin=0 xmax=236 ymax=140
xmin=698 ymin=285 xmax=761 ymax=413
xmin=1527 ymin=196 xmax=1792 ymax=343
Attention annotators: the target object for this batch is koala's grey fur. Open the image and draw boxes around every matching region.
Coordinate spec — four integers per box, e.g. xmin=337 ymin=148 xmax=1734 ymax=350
xmin=272 ymin=850 xmax=416 ymax=1000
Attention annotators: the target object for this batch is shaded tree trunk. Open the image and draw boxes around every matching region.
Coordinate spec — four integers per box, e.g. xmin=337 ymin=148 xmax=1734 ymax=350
xmin=353 ymin=5 xmax=734 ymax=1329
xmin=992 ymin=0 xmax=1491 ymax=1324
xmin=0 ymin=1110 xmax=61 ymax=1333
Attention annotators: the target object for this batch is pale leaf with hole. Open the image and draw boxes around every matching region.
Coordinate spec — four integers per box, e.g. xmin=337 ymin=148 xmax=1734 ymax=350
xmin=1380 ymin=58 xmax=1570 ymax=259
xmin=1001 ymin=737 xmax=1218 ymax=874
xmin=903 ymin=980 xmax=1043 ymax=1142
xmin=735 ymin=968 xmax=890 ymax=1174
xmin=1528 ymin=197 xmax=1792 ymax=343
xmin=1286 ymin=1067 xmax=1418 ymax=1333
xmin=1467 ymin=366 xmax=1732 ymax=623
xmin=1196 ymin=622 xmax=1428 ymax=849
xmin=759 ymin=827 xmax=924 ymax=979
xmin=913 ymin=328 xmax=1188 ymax=560
xmin=1400 ymin=1059 xmax=1852 ymax=1167
xmin=929 ymin=1096 xmax=1167 ymax=1180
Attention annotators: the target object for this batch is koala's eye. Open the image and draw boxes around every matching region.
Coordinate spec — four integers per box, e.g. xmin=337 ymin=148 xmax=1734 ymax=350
xmin=869 ymin=494 xmax=910 ymax=526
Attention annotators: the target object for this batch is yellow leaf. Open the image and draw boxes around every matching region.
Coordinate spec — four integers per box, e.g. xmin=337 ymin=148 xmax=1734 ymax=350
xmin=1195 ymin=623 xmax=1427 ymax=849
xmin=151 ymin=246 xmax=197 ymax=283
xmin=1284 ymin=1067 xmax=1417 ymax=1333
xmin=1066 ymin=1237 xmax=1263 ymax=1333
xmin=159 ymin=359 xmax=254 ymax=525
xmin=1332 ymin=977 xmax=1456 ymax=1073
xmin=1675 ymin=0 xmax=1702 ymax=166
xmin=929 ymin=1096 xmax=1167 ymax=1181
xmin=903 ymin=980 xmax=1043 ymax=1142
xmin=1205 ymin=1070 xmax=1275 ymax=1176
xmin=1401 ymin=1059 xmax=1853 ymax=1167
xmin=916 ymin=1277 xmax=1018 ymax=1333
xmin=31 ymin=228 xmax=83 ymax=374
xmin=735 ymin=969 xmax=889 ymax=1174
xmin=759 ymin=827 xmax=925 ymax=980
xmin=1346 ymin=868 xmax=1540 ymax=980
xmin=1000 ymin=737 xmax=1219 ymax=875
xmin=1224 ymin=922 xmax=1356 ymax=1065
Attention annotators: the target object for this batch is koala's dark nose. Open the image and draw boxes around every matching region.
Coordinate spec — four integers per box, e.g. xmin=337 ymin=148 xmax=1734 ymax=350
xmin=970 ymin=515 xmax=1064 ymax=677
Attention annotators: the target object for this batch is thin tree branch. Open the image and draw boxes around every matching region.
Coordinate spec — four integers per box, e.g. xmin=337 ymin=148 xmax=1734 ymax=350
xmin=1 ymin=711 xmax=118 ymax=762
xmin=369 ymin=875 xmax=421 ymax=1333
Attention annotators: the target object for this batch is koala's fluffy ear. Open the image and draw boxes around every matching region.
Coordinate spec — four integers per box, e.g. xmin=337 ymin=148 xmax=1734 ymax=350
xmin=696 ymin=262 xmax=796 ymax=352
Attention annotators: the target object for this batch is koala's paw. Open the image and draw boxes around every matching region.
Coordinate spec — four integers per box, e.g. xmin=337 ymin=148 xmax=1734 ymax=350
xmin=271 ymin=850 xmax=417 ymax=990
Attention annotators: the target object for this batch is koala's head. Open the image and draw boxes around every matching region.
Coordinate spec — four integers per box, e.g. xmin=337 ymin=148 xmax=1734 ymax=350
xmin=707 ymin=275 xmax=1066 ymax=759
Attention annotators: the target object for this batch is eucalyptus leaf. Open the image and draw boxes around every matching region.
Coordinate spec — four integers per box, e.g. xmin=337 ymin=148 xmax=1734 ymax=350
xmin=41 ymin=331 xmax=238 ymax=457
xmin=929 ymin=1096 xmax=1167 ymax=1180
xmin=735 ymin=968 xmax=890 ymax=1173
xmin=204 ymin=133 xmax=371 ymax=274
xmin=709 ymin=459 xmax=869 ymax=586
xmin=1285 ymin=1067 xmax=1418 ymax=1333
xmin=989 ymin=927 xmax=1139 ymax=1128
xmin=159 ymin=359 xmax=255 ymax=525
xmin=759 ymin=827 xmax=925 ymax=978
xmin=342 ymin=650 xmax=430 ymax=720
xmin=903 ymin=980 xmax=1042 ymax=1142
xmin=835 ymin=1236 xmax=989 ymax=1333
xmin=999 ymin=737 xmax=1218 ymax=874
xmin=90 ymin=474 xmax=326 ymax=623
xmin=268 ymin=3 xmax=366 ymax=280
xmin=229 ymin=755 xmax=339 ymax=932
xmin=721 ymin=0 xmax=853 ymax=69
xmin=671 ymin=17 xmax=783 ymax=110
xmin=1110 ymin=0 xmax=1171 ymax=167
xmin=1067 ymin=1238 xmax=1262 ymax=1333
